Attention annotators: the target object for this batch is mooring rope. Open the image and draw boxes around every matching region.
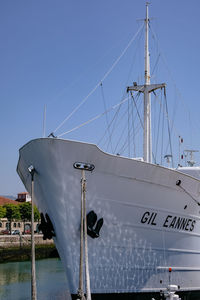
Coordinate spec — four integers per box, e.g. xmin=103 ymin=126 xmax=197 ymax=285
xmin=28 ymin=165 xmax=37 ymax=300
xmin=78 ymin=170 xmax=91 ymax=300
xmin=83 ymin=170 xmax=91 ymax=300
xmin=77 ymin=173 xmax=85 ymax=300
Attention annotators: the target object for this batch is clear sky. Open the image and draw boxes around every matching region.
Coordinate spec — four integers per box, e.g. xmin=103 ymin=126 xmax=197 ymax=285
xmin=1 ymin=0 xmax=200 ymax=197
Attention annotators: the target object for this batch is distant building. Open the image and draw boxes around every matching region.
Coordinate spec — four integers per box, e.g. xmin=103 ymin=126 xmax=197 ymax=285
xmin=0 ymin=196 xmax=19 ymax=206
xmin=16 ymin=192 xmax=31 ymax=203
xmin=0 ymin=218 xmax=38 ymax=235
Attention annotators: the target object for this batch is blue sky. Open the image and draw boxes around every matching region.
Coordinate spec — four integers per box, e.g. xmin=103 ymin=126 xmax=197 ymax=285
xmin=1 ymin=0 xmax=200 ymax=197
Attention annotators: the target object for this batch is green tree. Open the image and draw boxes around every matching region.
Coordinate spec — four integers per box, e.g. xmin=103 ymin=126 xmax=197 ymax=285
xmin=0 ymin=206 xmax=6 ymax=218
xmin=19 ymin=202 xmax=31 ymax=232
xmin=3 ymin=204 xmax=21 ymax=234
xmin=19 ymin=202 xmax=40 ymax=232
xmin=19 ymin=202 xmax=31 ymax=222
xmin=34 ymin=205 xmax=40 ymax=222
xmin=19 ymin=202 xmax=40 ymax=221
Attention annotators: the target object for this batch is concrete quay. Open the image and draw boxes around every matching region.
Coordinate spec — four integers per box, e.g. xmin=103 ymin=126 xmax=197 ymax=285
xmin=0 ymin=235 xmax=58 ymax=263
xmin=0 ymin=234 xmax=54 ymax=249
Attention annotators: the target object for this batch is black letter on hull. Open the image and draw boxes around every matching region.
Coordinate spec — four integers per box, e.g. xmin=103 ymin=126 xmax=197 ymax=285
xmin=141 ymin=211 xmax=150 ymax=224
xmin=163 ymin=215 xmax=172 ymax=228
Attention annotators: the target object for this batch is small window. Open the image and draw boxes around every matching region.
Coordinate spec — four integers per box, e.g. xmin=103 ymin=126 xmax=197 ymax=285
xmin=13 ymin=223 xmax=17 ymax=228
xmin=0 ymin=222 xmax=2 ymax=228
xmin=18 ymin=223 xmax=21 ymax=227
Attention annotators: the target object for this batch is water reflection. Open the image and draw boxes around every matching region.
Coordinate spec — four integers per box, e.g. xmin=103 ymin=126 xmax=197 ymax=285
xmin=0 ymin=258 xmax=71 ymax=300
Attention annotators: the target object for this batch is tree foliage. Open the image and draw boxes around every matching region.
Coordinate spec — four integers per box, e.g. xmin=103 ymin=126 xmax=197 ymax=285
xmin=34 ymin=205 xmax=40 ymax=221
xmin=19 ymin=202 xmax=40 ymax=221
xmin=0 ymin=206 xmax=6 ymax=218
xmin=19 ymin=202 xmax=31 ymax=221
xmin=3 ymin=204 xmax=21 ymax=234
xmin=0 ymin=203 xmax=40 ymax=222
xmin=3 ymin=204 xmax=21 ymax=221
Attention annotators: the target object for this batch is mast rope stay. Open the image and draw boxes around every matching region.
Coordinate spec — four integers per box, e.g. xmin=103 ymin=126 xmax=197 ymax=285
xmin=164 ymin=90 xmax=174 ymax=167
xmin=97 ymin=90 xmax=142 ymax=155
xmin=130 ymin=92 xmax=143 ymax=129
xmin=97 ymin=92 xmax=128 ymax=152
xmin=57 ymin=96 xmax=130 ymax=138
xmin=154 ymin=91 xmax=162 ymax=163
xmin=100 ymin=82 xmax=114 ymax=153
xmin=110 ymin=92 xmax=142 ymax=156
xmin=115 ymin=99 xmax=143 ymax=156
xmin=51 ymin=23 xmax=144 ymax=136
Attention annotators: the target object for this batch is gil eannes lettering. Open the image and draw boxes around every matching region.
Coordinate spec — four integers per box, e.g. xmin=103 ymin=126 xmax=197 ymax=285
xmin=141 ymin=211 xmax=196 ymax=232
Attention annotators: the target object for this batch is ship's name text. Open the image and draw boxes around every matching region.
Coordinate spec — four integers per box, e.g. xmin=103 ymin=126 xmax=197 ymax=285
xmin=141 ymin=211 xmax=196 ymax=232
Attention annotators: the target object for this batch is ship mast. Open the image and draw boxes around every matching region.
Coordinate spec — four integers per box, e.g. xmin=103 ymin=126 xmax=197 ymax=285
xmin=127 ymin=2 xmax=165 ymax=163
xmin=144 ymin=2 xmax=151 ymax=162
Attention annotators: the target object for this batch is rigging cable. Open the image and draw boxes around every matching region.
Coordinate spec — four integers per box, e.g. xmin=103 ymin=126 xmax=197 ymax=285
xmin=113 ymin=92 xmax=142 ymax=155
xmin=150 ymin=24 xmax=200 ymax=152
xmin=117 ymin=100 xmax=143 ymax=156
xmin=128 ymin=94 xmax=130 ymax=157
xmin=117 ymin=121 xmax=142 ymax=156
xmin=51 ymin=23 xmax=144 ymax=136
xmin=113 ymin=103 xmax=132 ymax=155
xmin=161 ymin=93 xmax=165 ymax=165
xmin=114 ymin=91 xmax=143 ymax=157
xmin=57 ymin=97 xmax=129 ymax=138
xmin=131 ymin=94 xmax=136 ymax=157
xmin=98 ymin=26 xmax=145 ymax=153
xmin=130 ymin=92 xmax=143 ymax=129
xmin=164 ymin=89 xmax=174 ymax=167
xmin=98 ymin=87 xmax=130 ymax=151
xmin=97 ymin=97 xmax=125 ymax=151
xmin=100 ymin=82 xmax=114 ymax=153
xmin=151 ymin=54 xmax=160 ymax=78
xmin=155 ymin=91 xmax=162 ymax=163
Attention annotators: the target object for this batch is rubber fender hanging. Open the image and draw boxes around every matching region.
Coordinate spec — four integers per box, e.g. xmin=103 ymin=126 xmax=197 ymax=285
xmin=38 ymin=213 xmax=55 ymax=240
xmin=87 ymin=210 xmax=103 ymax=239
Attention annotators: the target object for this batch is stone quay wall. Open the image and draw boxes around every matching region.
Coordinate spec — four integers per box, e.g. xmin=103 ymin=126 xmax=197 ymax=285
xmin=0 ymin=235 xmax=58 ymax=263
xmin=0 ymin=234 xmax=54 ymax=249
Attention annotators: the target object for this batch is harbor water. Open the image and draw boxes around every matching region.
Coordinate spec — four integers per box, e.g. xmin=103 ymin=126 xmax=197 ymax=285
xmin=0 ymin=258 xmax=71 ymax=300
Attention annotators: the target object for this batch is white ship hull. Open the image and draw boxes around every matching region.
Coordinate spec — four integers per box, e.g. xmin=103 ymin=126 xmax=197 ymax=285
xmin=17 ymin=138 xmax=200 ymax=299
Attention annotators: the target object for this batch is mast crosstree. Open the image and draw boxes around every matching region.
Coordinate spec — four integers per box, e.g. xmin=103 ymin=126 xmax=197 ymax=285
xmin=127 ymin=2 xmax=165 ymax=163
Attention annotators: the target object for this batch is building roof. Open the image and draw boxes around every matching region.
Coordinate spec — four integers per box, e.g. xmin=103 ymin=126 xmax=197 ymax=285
xmin=0 ymin=196 xmax=20 ymax=206
xmin=18 ymin=192 xmax=28 ymax=195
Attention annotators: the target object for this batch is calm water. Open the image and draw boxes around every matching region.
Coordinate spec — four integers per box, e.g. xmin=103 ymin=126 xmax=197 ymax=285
xmin=0 ymin=258 xmax=71 ymax=300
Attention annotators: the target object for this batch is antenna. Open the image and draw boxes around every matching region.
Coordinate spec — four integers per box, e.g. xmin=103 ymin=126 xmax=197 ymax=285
xmin=43 ymin=104 xmax=46 ymax=138
xmin=184 ymin=150 xmax=199 ymax=167
xmin=164 ymin=154 xmax=173 ymax=168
